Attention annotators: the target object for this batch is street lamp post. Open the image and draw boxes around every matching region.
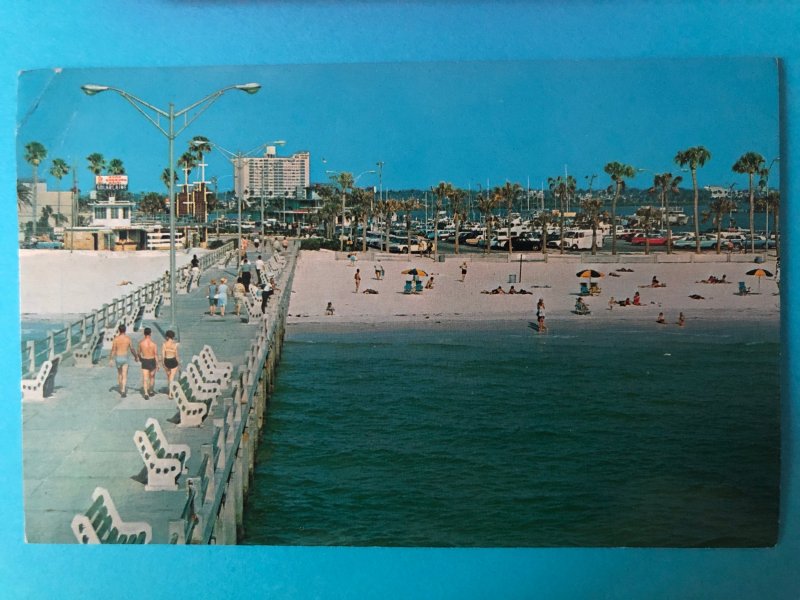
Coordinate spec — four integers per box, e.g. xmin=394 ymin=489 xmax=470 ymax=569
xmin=81 ymin=82 xmax=261 ymax=335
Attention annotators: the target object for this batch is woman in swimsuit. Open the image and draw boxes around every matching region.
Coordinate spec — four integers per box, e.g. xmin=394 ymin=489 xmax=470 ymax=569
xmin=161 ymin=330 xmax=180 ymax=398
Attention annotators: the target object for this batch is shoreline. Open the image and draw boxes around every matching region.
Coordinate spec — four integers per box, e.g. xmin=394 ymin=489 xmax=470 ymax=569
xmin=286 ymin=313 xmax=781 ymax=339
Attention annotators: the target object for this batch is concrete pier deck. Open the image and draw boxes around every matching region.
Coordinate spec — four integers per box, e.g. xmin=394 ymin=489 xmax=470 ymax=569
xmin=22 ymin=244 xmax=296 ymax=544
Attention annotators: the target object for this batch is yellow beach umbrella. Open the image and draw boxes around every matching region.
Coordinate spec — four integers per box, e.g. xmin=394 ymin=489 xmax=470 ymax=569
xmin=576 ymin=269 xmax=604 ymax=279
xmin=745 ymin=268 xmax=773 ymax=292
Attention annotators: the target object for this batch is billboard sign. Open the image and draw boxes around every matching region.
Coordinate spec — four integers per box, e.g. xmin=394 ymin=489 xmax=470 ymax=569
xmin=95 ymin=175 xmax=128 ymax=190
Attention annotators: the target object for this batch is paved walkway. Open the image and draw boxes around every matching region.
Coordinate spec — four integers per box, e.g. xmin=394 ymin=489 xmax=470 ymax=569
xmin=23 ymin=259 xmax=271 ymax=543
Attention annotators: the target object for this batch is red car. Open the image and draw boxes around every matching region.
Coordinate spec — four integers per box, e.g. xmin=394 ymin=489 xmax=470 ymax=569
xmin=629 ymin=233 xmax=669 ymax=246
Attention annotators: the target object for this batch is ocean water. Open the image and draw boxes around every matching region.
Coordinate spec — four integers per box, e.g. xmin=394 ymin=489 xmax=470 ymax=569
xmin=243 ymin=319 xmax=780 ymax=547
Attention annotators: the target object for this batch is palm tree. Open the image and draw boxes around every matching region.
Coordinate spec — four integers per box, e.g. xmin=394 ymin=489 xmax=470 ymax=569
xmin=17 ymin=180 xmax=31 ymax=210
xmin=400 ymin=198 xmax=421 ymax=254
xmin=674 ymin=146 xmax=711 ymax=253
xmin=177 ymin=152 xmax=197 ymax=191
xmin=48 ymin=158 xmax=70 ymax=229
xmin=548 ymin=176 xmax=575 ymax=254
xmin=382 ymin=199 xmax=403 ymax=253
xmin=603 ymin=161 xmax=636 ymax=254
xmin=476 ymin=191 xmax=499 ymax=255
xmin=702 ymin=196 xmax=737 ymax=254
xmin=635 ymin=205 xmax=658 ymax=255
xmin=732 ymin=151 xmax=766 ymax=253
xmin=580 ymin=195 xmax=604 ymax=255
xmin=107 ymin=158 xmax=126 ymax=175
xmin=649 ymin=173 xmax=682 ymax=254
xmin=25 ymin=141 xmax=47 ymax=236
xmin=86 ymin=153 xmax=106 ymax=178
xmin=190 ymin=135 xmax=211 ymax=164
xmin=350 ymin=187 xmax=372 ymax=252
xmin=533 ymin=211 xmax=552 ymax=255
xmin=330 ymin=172 xmax=355 ymax=250
xmin=161 ymin=167 xmax=178 ymax=190
xmin=499 ymin=181 xmax=523 ymax=253
xmin=450 ymin=188 xmax=467 ymax=255
xmin=139 ymin=192 xmax=166 ymax=216
xmin=431 ymin=182 xmax=454 ymax=261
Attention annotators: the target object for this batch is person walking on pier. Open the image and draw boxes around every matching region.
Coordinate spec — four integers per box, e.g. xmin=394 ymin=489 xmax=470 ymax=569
xmin=233 ymin=276 xmax=246 ymax=317
xmin=137 ymin=327 xmax=158 ymax=399
xmin=208 ymin=278 xmax=218 ymax=316
xmin=161 ymin=330 xmax=180 ymax=399
xmin=108 ymin=323 xmax=135 ymax=398
xmin=217 ymin=277 xmax=230 ymax=317
xmin=240 ymin=256 xmax=252 ymax=292
xmin=255 ymin=254 xmax=265 ymax=285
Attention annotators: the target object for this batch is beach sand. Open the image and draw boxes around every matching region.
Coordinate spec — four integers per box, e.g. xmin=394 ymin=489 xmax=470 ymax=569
xmin=286 ymin=250 xmax=780 ymax=328
xmin=19 ymin=249 xmax=203 ymax=318
xmin=17 ymin=247 xmax=780 ymax=329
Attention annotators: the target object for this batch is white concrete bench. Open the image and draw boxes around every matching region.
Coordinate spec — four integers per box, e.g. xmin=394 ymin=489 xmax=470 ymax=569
xmin=195 ymin=345 xmax=233 ymax=386
xmin=181 ymin=363 xmax=222 ymax=402
xmin=133 ymin=418 xmax=191 ymax=491
xmin=21 ymin=357 xmax=59 ymax=401
xmin=142 ymin=293 xmax=162 ymax=320
xmin=71 ymin=487 xmax=152 ymax=544
xmin=170 ymin=380 xmax=210 ymax=428
xmin=73 ymin=331 xmax=103 ymax=367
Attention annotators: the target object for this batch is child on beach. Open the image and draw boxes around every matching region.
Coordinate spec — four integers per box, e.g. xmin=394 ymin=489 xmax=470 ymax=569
xmin=326 ymin=302 xmax=335 ymax=315
xmin=657 ymin=312 xmax=666 ymax=324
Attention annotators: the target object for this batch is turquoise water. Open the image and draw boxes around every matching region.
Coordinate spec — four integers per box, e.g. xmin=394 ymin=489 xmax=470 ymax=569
xmin=243 ymin=320 xmax=777 ymax=546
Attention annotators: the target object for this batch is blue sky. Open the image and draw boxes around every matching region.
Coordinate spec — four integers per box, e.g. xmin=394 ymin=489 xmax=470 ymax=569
xmin=17 ymin=58 xmax=778 ymax=195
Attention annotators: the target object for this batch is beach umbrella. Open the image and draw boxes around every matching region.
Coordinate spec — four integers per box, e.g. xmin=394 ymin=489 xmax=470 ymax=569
xmin=576 ymin=269 xmax=604 ymax=279
xmin=745 ymin=267 xmax=773 ymax=292
xmin=401 ymin=268 xmax=428 ymax=277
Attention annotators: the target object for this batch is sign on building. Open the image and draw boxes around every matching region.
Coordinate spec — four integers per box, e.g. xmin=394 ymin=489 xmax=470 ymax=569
xmin=95 ymin=175 xmax=129 ymax=190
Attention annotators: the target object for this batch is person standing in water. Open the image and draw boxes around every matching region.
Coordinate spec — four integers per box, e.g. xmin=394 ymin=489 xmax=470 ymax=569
xmin=536 ymin=298 xmax=547 ymax=333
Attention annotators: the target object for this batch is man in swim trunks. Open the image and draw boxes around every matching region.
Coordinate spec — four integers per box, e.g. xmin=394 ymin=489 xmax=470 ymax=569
xmin=108 ymin=323 xmax=135 ymax=398
xmin=137 ymin=327 xmax=159 ymax=399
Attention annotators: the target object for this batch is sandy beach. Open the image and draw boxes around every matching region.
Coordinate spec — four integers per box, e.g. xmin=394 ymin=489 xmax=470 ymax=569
xmin=17 ymin=247 xmax=780 ymax=329
xmin=285 ymin=250 xmax=780 ymax=328
xmin=19 ymin=249 xmax=204 ymax=318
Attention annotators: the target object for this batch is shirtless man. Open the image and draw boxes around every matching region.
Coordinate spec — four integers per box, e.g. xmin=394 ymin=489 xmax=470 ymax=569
xmin=137 ymin=327 xmax=159 ymax=399
xmin=108 ymin=324 xmax=135 ymax=398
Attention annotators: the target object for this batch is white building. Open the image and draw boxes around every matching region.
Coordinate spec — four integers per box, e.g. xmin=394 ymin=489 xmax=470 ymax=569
xmin=234 ymin=148 xmax=310 ymax=200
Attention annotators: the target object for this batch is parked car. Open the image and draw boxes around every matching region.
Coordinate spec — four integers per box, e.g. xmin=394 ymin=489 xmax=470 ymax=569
xmin=629 ymin=232 xmax=668 ymax=246
xmin=492 ymin=233 xmax=542 ymax=251
xmin=673 ymin=234 xmax=731 ymax=250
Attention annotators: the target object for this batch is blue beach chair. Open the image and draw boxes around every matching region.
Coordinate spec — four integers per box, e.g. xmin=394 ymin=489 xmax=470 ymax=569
xmin=404 ymin=280 xmax=413 ymax=294
xmin=579 ymin=282 xmax=590 ymax=296
xmin=415 ymin=280 xmax=424 ymax=293
xmin=738 ymin=281 xmax=750 ymax=295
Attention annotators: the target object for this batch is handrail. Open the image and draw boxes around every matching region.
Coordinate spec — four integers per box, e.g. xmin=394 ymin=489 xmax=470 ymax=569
xmin=21 ymin=241 xmax=235 ymax=377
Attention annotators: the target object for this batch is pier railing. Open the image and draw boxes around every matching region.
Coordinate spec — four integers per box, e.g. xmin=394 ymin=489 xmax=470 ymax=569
xmin=186 ymin=242 xmax=297 ymax=544
xmin=21 ymin=242 xmax=235 ymax=378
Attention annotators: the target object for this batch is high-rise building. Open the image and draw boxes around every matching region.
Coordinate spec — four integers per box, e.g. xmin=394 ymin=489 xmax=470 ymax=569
xmin=234 ymin=148 xmax=310 ymax=201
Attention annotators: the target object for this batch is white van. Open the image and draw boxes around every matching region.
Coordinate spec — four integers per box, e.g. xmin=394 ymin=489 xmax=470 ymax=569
xmin=550 ymin=229 xmax=603 ymax=251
